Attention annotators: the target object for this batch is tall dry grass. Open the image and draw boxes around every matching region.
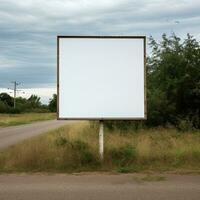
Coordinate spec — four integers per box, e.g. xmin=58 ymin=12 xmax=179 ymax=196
xmin=0 ymin=122 xmax=200 ymax=172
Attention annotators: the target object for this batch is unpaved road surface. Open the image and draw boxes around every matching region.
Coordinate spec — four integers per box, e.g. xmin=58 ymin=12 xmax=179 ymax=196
xmin=0 ymin=174 xmax=199 ymax=200
xmin=0 ymin=120 xmax=67 ymax=149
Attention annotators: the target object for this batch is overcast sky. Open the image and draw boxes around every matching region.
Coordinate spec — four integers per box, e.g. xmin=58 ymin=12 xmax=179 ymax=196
xmin=0 ymin=0 xmax=200 ymax=103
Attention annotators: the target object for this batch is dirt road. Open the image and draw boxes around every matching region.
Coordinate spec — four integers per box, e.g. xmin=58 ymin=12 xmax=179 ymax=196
xmin=0 ymin=174 xmax=199 ymax=200
xmin=0 ymin=120 xmax=67 ymax=149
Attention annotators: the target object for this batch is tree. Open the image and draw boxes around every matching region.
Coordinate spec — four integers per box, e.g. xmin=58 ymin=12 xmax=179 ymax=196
xmin=48 ymin=94 xmax=57 ymax=112
xmin=28 ymin=95 xmax=41 ymax=108
xmin=0 ymin=93 xmax=13 ymax=107
xmin=147 ymin=33 xmax=200 ymax=128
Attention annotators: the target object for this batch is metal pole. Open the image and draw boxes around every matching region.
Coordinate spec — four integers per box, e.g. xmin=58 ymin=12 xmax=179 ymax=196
xmin=11 ymin=81 xmax=20 ymax=109
xmin=14 ymin=81 xmax=16 ymax=109
xmin=99 ymin=120 xmax=104 ymax=160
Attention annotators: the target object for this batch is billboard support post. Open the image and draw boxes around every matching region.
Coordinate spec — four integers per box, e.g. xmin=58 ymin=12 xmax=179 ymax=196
xmin=99 ymin=120 xmax=104 ymax=160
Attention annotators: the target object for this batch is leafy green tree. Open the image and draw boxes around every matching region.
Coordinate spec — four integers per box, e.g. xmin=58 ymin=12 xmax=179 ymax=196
xmin=147 ymin=33 xmax=200 ymax=128
xmin=15 ymin=97 xmax=29 ymax=112
xmin=48 ymin=94 xmax=57 ymax=112
xmin=28 ymin=95 xmax=41 ymax=108
xmin=0 ymin=93 xmax=13 ymax=107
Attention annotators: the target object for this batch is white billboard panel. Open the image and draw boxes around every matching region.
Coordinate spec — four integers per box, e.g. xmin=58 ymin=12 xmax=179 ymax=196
xmin=58 ymin=36 xmax=146 ymax=120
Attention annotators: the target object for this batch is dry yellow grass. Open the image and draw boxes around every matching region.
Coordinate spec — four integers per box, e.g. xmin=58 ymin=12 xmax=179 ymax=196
xmin=0 ymin=113 xmax=56 ymax=127
xmin=0 ymin=122 xmax=200 ymax=173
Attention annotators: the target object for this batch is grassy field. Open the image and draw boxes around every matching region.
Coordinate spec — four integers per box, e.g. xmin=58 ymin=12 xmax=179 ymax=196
xmin=0 ymin=121 xmax=200 ymax=173
xmin=0 ymin=113 xmax=56 ymax=127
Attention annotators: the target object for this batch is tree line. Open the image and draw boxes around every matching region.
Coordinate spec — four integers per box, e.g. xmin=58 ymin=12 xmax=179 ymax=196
xmin=0 ymin=93 xmax=57 ymax=113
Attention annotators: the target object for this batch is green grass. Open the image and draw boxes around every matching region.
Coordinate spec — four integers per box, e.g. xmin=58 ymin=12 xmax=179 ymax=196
xmin=0 ymin=113 xmax=56 ymax=127
xmin=0 ymin=122 xmax=200 ymax=173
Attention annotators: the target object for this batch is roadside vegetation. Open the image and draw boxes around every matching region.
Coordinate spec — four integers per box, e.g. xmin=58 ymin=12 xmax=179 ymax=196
xmin=0 ymin=93 xmax=56 ymax=114
xmin=0 ymin=91 xmax=57 ymax=127
xmin=0 ymin=113 xmax=56 ymax=127
xmin=0 ymin=122 xmax=199 ymax=173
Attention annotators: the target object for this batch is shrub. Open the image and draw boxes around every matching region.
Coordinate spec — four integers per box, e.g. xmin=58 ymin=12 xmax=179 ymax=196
xmin=80 ymin=151 xmax=96 ymax=165
xmin=104 ymin=121 xmax=145 ymax=131
xmin=70 ymin=140 xmax=99 ymax=166
xmin=0 ymin=100 xmax=8 ymax=113
xmin=109 ymin=144 xmax=137 ymax=167
xmin=8 ymin=107 xmax=21 ymax=114
xmin=177 ymin=118 xmax=194 ymax=132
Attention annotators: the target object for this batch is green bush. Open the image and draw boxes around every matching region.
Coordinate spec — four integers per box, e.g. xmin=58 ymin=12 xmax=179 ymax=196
xmin=72 ymin=140 xmax=99 ymax=166
xmin=104 ymin=121 xmax=145 ymax=131
xmin=8 ymin=107 xmax=21 ymax=114
xmin=26 ymin=108 xmax=50 ymax=113
xmin=177 ymin=118 xmax=194 ymax=132
xmin=109 ymin=145 xmax=137 ymax=167
xmin=0 ymin=101 xmax=8 ymax=113
xmin=80 ymin=150 xmax=96 ymax=165
xmin=54 ymin=138 xmax=99 ymax=168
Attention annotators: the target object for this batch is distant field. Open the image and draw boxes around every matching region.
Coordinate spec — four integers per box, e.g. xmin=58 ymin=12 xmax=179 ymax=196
xmin=0 ymin=113 xmax=56 ymax=127
xmin=0 ymin=122 xmax=200 ymax=173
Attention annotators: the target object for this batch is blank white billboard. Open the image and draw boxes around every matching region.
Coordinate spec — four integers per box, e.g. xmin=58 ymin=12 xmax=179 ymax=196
xmin=57 ymin=36 xmax=146 ymax=120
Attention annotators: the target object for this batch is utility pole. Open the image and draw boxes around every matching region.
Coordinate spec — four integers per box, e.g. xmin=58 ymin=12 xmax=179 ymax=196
xmin=11 ymin=81 xmax=20 ymax=109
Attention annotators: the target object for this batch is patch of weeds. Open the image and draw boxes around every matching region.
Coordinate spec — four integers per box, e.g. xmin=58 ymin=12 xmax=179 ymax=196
xmin=117 ymin=165 xmax=142 ymax=173
xmin=55 ymin=136 xmax=69 ymax=147
xmin=80 ymin=151 xmax=96 ymax=165
xmin=117 ymin=167 xmax=131 ymax=173
xmin=117 ymin=166 xmax=133 ymax=173
xmin=172 ymin=150 xmax=189 ymax=167
xmin=110 ymin=144 xmax=137 ymax=167
xmin=71 ymin=140 xmax=100 ymax=167
xmin=71 ymin=140 xmax=89 ymax=151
